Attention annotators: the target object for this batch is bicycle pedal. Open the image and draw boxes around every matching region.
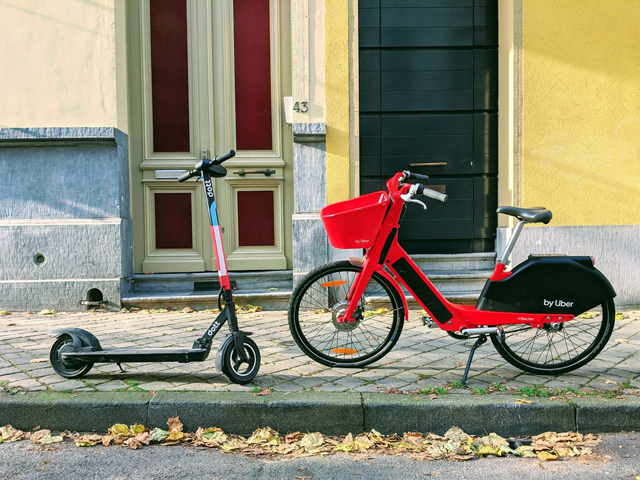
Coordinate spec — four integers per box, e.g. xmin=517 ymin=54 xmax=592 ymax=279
xmin=422 ymin=316 xmax=436 ymax=328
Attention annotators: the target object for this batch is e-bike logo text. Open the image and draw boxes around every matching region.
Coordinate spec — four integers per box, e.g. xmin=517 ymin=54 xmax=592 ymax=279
xmin=207 ymin=321 xmax=221 ymax=336
xmin=544 ymin=299 xmax=574 ymax=308
xmin=204 ymin=179 xmax=214 ymax=198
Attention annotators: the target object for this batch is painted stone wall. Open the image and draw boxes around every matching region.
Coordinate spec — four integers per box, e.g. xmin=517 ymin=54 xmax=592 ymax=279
xmin=0 ymin=128 xmax=132 ymax=311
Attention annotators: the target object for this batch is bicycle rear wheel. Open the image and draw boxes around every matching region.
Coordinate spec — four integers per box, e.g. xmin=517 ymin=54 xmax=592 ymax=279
xmin=288 ymin=261 xmax=404 ymax=367
xmin=491 ymin=299 xmax=615 ymax=375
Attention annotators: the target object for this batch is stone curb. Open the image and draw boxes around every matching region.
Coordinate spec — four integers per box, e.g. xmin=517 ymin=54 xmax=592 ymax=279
xmin=2 ymin=392 xmax=640 ymax=437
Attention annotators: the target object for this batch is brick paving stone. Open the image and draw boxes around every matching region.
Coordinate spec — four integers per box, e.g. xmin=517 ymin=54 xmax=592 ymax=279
xmin=270 ymin=382 xmax=305 ymax=392
xmin=0 ymin=371 xmax=32 ymax=382
xmin=313 ymin=382 xmax=348 ymax=392
xmin=351 ymin=370 xmax=388 ymax=381
xmin=333 ymin=376 xmax=367 ymax=388
xmin=51 ymin=379 xmax=90 ymax=391
xmin=291 ymin=377 xmax=326 ymax=389
xmin=6 ymin=378 xmax=45 ymax=390
xmin=352 ymin=384 xmax=383 ymax=393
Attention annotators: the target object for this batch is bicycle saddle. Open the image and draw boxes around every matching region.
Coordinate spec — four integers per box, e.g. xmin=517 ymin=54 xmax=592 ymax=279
xmin=496 ymin=206 xmax=552 ymax=224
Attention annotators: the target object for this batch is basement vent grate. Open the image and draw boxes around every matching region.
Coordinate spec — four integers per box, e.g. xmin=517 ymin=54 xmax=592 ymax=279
xmin=194 ymin=280 xmax=237 ymax=292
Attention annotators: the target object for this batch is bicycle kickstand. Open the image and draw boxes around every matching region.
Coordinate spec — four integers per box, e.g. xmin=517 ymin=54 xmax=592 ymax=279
xmin=461 ymin=334 xmax=488 ymax=386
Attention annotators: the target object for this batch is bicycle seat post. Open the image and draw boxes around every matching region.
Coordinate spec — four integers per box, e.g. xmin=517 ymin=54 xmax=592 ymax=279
xmin=498 ymin=219 xmax=525 ymax=266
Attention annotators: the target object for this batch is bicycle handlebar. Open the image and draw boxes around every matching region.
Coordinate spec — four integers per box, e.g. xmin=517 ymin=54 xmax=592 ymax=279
xmin=214 ymin=150 xmax=236 ymax=164
xmin=178 ymin=150 xmax=236 ymax=182
xmin=417 ymin=184 xmax=448 ymax=203
xmin=178 ymin=169 xmax=198 ymax=182
xmin=403 ymin=171 xmax=429 ymax=183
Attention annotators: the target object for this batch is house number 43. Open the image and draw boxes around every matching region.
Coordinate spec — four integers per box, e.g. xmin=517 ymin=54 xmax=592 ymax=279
xmin=293 ymin=101 xmax=308 ymax=113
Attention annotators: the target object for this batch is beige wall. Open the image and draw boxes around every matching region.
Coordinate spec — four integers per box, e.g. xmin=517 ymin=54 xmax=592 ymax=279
xmin=0 ymin=0 xmax=127 ymax=131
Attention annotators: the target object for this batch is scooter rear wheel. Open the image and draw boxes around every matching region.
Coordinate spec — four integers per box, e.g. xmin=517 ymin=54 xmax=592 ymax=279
xmin=491 ymin=299 xmax=615 ymax=375
xmin=49 ymin=334 xmax=94 ymax=379
xmin=217 ymin=336 xmax=260 ymax=384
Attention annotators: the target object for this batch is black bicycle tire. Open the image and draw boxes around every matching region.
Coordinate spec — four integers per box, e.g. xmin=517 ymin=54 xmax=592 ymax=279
xmin=490 ymin=299 xmax=616 ymax=375
xmin=288 ymin=260 xmax=404 ymax=368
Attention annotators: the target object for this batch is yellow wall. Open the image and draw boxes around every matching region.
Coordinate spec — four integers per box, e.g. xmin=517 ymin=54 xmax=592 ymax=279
xmin=523 ymin=0 xmax=640 ymax=226
xmin=0 ymin=0 xmax=126 ymax=130
xmin=324 ymin=0 xmax=351 ymax=204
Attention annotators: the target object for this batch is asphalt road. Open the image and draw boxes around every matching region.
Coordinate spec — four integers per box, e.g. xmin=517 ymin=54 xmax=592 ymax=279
xmin=1 ymin=433 xmax=639 ymax=479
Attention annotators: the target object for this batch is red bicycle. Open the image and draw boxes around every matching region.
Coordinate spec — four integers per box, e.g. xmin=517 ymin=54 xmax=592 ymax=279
xmin=288 ymin=171 xmax=616 ymax=383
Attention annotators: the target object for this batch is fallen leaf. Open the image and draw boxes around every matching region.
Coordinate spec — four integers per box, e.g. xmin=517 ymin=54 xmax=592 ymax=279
xmin=604 ymin=380 xmax=617 ymax=385
xmin=37 ymin=434 xmax=64 ymax=445
xmin=445 ymin=426 xmax=470 ymax=443
xmin=537 ymin=450 xmax=558 ymax=461
xmin=516 ymin=398 xmax=533 ymax=405
xmin=75 ymin=434 xmax=103 ymax=447
xmin=109 ymin=424 xmax=130 ymax=437
xmin=39 ymin=309 xmax=57 ymax=316
xmin=300 ymin=432 xmax=324 ymax=451
xmin=130 ymin=423 xmax=145 ymax=435
xmin=615 ymin=338 xmax=630 ymax=344
xmin=167 ymin=416 xmax=183 ymax=433
xmin=30 ymin=358 xmax=48 ymax=364
xmin=221 ymin=436 xmax=248 ymax=452
xmin=199 ymin=427 xmax=228 ymax=446
xmin=247 ymin=427 xmax=280 ymax=446
xmin=165 ymin=430 xmax=184 ymax=443
xmin=0 ymin=311 xmax=10 ymax=315
xmin=150 ymin=427 xmax=169 ymax=443
xmin=124 ymin=437 xmax=144 ymax=449
xmin=30 ymin=429 xmax=51 ymax=443
xmin=0 ymin=425 xmax=24 ymax=443
xmin=135 ymin=432 xmax=152 ymax=445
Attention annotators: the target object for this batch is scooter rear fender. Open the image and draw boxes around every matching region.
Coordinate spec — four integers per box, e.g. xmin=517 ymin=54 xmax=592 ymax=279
xmin=49 ymin=328 xmax=102 ymax=351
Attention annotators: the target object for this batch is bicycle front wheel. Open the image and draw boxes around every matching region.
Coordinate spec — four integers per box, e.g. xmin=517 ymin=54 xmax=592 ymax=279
xmin=288 ymin=261 xmax=404 ymax=368
xmin=491 ymin=299 xmax=615 ymax=375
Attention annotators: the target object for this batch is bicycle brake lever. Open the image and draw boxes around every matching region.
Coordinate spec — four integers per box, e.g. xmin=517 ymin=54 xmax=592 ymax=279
xmin=400 ymin=194 xmax=427 ymax=210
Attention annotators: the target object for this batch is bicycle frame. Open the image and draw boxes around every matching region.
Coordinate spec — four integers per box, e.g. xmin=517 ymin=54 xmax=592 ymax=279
xmin=338 ymin=173 xmax=575 ymax=332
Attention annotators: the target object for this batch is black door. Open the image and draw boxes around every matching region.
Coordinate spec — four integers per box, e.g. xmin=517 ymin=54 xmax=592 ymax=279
xmin=359 ymin=0 xmax=498 ymax=254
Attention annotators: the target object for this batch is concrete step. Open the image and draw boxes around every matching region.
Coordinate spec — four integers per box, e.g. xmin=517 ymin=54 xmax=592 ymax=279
xmin=121 ymin=289 xmax=292 ymax=311
xmin=131 ymin=270 xmax=293 ymax=294
xmin=413 ymin=253 xmax=496 ymax=272
xmin=123 ymin=254 xmax=495 ymax=311
xmin=425 ymin=270 xmax=491 ymax=296
xmin=123 ymin=271 xmax=293 ymax=311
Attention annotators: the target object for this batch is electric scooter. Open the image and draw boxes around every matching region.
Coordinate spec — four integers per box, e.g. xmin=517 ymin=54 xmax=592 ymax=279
xmin=48 ymin=150 xmax=261 ymax=384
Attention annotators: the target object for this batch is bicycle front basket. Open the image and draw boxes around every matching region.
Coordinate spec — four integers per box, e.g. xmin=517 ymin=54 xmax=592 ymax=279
xmin=321 ymin=191 xmax=390 ymax=249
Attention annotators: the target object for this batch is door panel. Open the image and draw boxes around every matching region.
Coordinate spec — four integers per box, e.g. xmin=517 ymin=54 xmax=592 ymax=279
xmin=132 ymin=0 xmax=291 ymax=273
xmin=359 ymin=0 xmax=498 ymax=254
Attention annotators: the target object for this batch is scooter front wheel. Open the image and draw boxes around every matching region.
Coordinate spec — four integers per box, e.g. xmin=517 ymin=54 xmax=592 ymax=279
xmin=49 ymin=334 xmax=94 ymax=379
xmin=216 ymin=336 xmax=260 ymax=385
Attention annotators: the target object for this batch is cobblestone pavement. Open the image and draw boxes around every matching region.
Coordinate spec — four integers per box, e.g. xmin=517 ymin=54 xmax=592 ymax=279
xmin=1 ymin=308 xmax=639 ymax=395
